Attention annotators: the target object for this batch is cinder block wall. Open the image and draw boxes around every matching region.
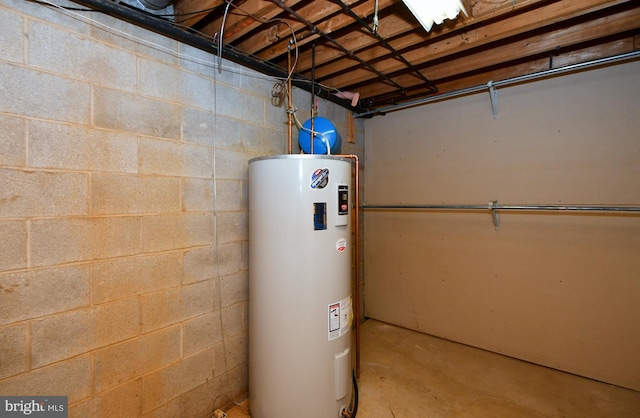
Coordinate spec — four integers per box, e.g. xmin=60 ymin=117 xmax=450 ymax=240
xmin=0 ymin=1 xmax=364 ymax=416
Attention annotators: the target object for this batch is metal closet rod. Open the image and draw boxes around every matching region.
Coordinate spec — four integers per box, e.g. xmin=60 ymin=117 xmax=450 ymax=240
xmin=353 ymin=50 xmax=640 ymax=118
xmin=363 ymin=204 xmax=640 ymax=212
xmin=364 ymin=203 xmax=640 ymax=231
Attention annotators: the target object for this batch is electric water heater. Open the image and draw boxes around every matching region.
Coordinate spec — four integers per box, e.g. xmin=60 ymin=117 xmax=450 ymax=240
xmin=248 ymin=155 xmax=353 ymax=418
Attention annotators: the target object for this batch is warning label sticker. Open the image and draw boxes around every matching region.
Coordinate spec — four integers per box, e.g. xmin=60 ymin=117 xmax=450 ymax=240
xmin=328 ymin=295 xmax=352 ymax=341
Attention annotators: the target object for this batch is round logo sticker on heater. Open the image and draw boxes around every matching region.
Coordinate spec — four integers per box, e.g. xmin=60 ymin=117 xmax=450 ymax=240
xmin=336 ymin=238 xmax=347 ymax=252
xmin=310 ymin=168 xmax=330 ymax=189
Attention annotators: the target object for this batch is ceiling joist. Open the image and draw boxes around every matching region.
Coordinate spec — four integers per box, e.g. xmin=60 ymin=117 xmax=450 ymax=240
xmin=78 ymin=0 xmax=640 ymax=113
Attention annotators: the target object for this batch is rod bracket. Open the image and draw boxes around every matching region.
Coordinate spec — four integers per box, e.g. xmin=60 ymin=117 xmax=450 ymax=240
xmin=488 ymin=81 xmax=498 ymax=119
xmin=488 ymin=200 xmax=500 ymax=231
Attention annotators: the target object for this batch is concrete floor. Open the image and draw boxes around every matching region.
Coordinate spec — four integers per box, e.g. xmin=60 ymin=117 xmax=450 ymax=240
xmin=229 ymin=319 xmax=640 ymax=417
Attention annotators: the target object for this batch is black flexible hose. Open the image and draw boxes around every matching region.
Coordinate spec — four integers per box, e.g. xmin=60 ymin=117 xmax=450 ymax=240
xmin=350 ymin=369 xmax=359 ymax=417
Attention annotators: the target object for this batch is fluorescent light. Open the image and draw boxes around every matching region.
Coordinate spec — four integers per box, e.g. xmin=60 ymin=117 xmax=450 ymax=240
xmin=402 ymin=0 xmax=468 ymax=32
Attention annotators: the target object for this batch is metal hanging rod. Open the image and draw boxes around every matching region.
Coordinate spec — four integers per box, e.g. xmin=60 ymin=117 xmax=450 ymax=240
xmin=363 ymin=204 xmax=640 ymax=212
xmin=363 ymin=202 xmax=640 ymax=231
xmin=353 ymin=50 xmax=640 ymax=118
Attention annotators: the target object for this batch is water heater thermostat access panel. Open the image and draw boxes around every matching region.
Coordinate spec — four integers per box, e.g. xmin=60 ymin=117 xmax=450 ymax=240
xmin=336 ymin=184 xmax=348 ymax=226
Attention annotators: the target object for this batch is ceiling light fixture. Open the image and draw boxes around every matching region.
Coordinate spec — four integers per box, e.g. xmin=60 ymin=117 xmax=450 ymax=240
xmin=402 ymin=0 xmax=468 ymax=32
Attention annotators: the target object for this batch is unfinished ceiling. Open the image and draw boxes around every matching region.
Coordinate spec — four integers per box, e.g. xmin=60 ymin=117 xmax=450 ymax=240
xmin=75 ymin=0 xmax=640 ymax=114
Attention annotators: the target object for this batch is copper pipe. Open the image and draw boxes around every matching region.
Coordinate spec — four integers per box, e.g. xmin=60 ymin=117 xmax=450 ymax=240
xmin=310 ymin=42 xmax=316 ymax=155
xmin=337 ymin=153 xmax=360 ymax=378
xmin=287 ymin=45 xmax=293 ymax=154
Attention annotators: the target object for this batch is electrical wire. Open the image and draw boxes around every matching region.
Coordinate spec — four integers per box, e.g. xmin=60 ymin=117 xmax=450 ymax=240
xmin=166 ymin=6 xmax=220 ymax=20
xmin=32 ymin=0 xmax=353 ymax=100
xmin=25 ymin=0 xmax=97 ymax=12
xmin=350 ymin=369 xmax=359 ymax=417
xmin=214 ymin=0 xmax=361 ymax=99
xmin=211 ymin=30 xmax=228 ymax=416
xmin=372 ymin=0 xmax=379 ymax=34
xmin=28 ymin=0 xmax=351 ymax=411
xmin=216 ymin=0 xmax=338 ymax=155
xmin=217 ymin=0 xmax=233 ymax=72
xmin=27 ymin=0 xmax=253 ymax=412
xmin=27 ymin=1 xmax=255 ymax=80
xmin=219 ymin=0 xmax=299 ymax=84
xmin=34 ymin=0 xmax=353 ymax=153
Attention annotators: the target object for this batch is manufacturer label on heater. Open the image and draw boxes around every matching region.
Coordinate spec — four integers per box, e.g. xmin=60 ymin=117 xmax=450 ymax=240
xmin=328 ymin=295 xmax=352 ymax=341
xmin=310 ymin=168 xmax=330 ymax=189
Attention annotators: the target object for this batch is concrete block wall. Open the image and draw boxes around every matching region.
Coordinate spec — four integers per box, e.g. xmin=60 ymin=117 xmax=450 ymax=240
xmin=0 ymin=1 xmax=364 ymax=417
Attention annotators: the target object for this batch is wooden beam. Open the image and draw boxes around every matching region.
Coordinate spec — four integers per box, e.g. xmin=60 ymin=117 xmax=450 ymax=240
xmin=318 ymin=1 xmax=636 ymax=90
xmin=357 ymin=26 xmax=634 ymax=99
xmin=285 ymin=10 xmax=419 ymax=71
xmin=252 ymin=0 xmax=399 ymax=61
xmin=426 ymin=37 xmax=636 ymax=97
xmin=289 ymin=0 xmax=552 ymax=74
xmin=197 ymin=0 xmax=306 ymax=43
xmin=347 ymin=110 xmax=355 ymax=143
xmin=423 ymin=5 xmax=640 ymax=81
xmin=313 ymin=0 xmax=629 ymax=82
xmin=172 ymin=0 xmax=224 ymax=28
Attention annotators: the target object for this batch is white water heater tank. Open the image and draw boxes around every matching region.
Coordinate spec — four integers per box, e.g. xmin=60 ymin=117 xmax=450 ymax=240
xmin=249 ymin=155 xmax=353 ymax=418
